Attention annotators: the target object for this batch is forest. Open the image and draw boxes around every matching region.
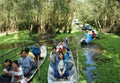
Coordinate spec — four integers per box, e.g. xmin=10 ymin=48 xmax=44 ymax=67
xmin=0 ymin=0 xmax=120 ymax=35
xmin=0 ymin=0 xmax=120 ymax=83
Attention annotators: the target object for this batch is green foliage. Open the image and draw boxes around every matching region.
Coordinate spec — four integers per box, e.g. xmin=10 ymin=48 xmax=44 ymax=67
xmin=93 ymin=33 xmax=120 ymax=83
xmin=0 ymin=30 xmax=120 ymax=83
xmin=76 ymin=0 xmax=120 ymax=34
xmin=0 ymin=30 xmax=33 ymax=44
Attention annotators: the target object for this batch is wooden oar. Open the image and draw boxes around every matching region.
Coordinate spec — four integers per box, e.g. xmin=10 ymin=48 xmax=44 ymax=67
xmin=76 ymin=43 xmax=79 ymax=80
xmin=38 ymin=46 xmax=44 ymax=80
xmin=38 ymin=55 xmax=40 ymax=80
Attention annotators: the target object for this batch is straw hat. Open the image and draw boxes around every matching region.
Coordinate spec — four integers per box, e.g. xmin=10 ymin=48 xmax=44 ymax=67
xmin=34 ymin=43 xmax=40 ymax=48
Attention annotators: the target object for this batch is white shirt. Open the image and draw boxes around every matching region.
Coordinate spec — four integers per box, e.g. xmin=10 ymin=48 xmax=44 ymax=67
xmin=11 ymin=66 xmax=24 ymax=83
xmin=58 ymin=60 xmax=66 ymax=74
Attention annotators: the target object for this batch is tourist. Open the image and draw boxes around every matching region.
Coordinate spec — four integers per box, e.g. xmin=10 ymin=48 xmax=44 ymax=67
xmin=54 ymin=52 xmax=69 ymax=79
xmin=10 ymin=60 xmax=26 ymax=83
xmin=18 ymin=50 xmax=32 ymax=76
xmin=0 ymin=59 xmax=12 ymax=81
xmin=25 ymin=48 xmax=37 ymax=69
xmin=50 ymin=46 xmax=58 ymax=70
xmin=30 ymin=44 xmax=41 ymax=65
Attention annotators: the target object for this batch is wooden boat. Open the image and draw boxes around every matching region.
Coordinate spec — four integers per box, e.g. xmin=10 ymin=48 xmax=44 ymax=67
xmin=47 ymin=51 xmax=78 ymax=83
xmin=26 ymin=45 xmax=47 ymax=82
xmin=0 ymin=45 xmax=47 ymax=83
xmin=80 ymin=29 xmax=98 ymax=46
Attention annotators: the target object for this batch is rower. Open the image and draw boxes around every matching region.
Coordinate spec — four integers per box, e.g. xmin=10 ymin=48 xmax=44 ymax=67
xmin=30 ymin=44 xmax=41 ymax=65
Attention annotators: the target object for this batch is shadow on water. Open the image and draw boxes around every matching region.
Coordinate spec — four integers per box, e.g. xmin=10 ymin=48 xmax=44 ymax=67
xmin=83 ymin=44 xmax=103 ymax=83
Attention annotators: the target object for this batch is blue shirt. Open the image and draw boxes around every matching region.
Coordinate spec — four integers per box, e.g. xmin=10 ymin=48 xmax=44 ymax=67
xmin=64 ymin=51 xmax=71 ymax=62
xmin=18 ymin=56 xmax=32 ymax=68
xmin=30 ymin=46 xmax=41 ymax=56
xmin=86 ymin=24 xmax=91 ymax=30
xmin=85 ymin=34 xmax=92 ymax=43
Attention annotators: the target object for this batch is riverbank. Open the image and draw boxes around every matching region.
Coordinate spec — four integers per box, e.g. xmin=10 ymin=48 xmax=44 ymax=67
xmin=0 ymin=30 xmax=120 ymax=83
xmin=92 ymin=33 xmax=120 ymax=83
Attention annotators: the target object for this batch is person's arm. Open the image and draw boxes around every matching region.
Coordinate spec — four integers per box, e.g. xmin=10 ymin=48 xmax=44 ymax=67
xmin=61 ymin=66 xmax=66 ymax=75
xmin=50 ymin=57 xmax=55 ymax=63
xmin=30 ymin=52 xmax=36 ymax=61
xmin=50 ymin=52 xmax=55 ymax=63
xmin=11 ymin=74 xmax=14 ymax=83
xmin=3 ymin=69 xmax=10 ymax=76
xmin=10 ymin=67 xmax=23 ymax=76
xmin=18 ymin=58 xmax=22 ymax=66
xmin=58 ymin=65 xmax=62 ymax=75
xmin=29 ymin=57 xmax=32 ymax=69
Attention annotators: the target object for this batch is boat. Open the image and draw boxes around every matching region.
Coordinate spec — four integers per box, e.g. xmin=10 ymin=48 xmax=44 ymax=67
xmin=80 ymin=29 xmax=98 ymax=45
xmin=26 ymin=45 xmax=47 ymax=82
xmin=47 ymin=51 xmax=78 ymax=83
xmin=0 ymin=45 xmax=47 ymax=83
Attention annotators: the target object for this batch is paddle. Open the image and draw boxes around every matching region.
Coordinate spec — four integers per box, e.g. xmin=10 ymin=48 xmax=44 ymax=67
xmin=76 ymin=43 xmax=79 ymax=80
xmin=38 ymin=55 xmax=41 ymax=80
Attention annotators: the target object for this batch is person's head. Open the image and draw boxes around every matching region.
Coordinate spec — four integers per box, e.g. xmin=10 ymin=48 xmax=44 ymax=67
xmin=58 ymin=52 xmax=64 ymax=60
xmin=3 ymin=59 xmax=12 ymax=67
xmin=25 ymin=48 xmax=30 ymax=54
xmin=34 ymin=43 xmax=40 ymax=48
xmin=12 ymin=60 xmax=19 ymax=69
xmin=21 ymin=50 xmax=27 ymax=58
xmin=85 ymin=30 xmax=89 ymax=33
xmin=52 ymin=46 xmax=56 ymax=53
xmin=63 ymin=46 xmax=67 ymax=52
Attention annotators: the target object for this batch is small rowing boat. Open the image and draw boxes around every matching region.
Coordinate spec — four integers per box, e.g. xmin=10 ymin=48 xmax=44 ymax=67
xmin=47 ymin=51 xmax=78 ymax=83
xmin=0 ymin=45 xmax=47 ymax=83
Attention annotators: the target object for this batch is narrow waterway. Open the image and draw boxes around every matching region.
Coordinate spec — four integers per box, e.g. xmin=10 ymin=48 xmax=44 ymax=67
xmin=83 ymin=44 xmax=103 ymax=83
xmin=84 ymin=49 xmax=96 ymax=83
xmin=74 ymin=35 xmax=103 ymax=83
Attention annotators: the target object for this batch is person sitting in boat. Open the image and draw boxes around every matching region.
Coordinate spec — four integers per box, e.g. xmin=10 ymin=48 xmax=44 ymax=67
xmin=54 ymin=52 xmax=69 ymax=79
xmin=50 ymin=46 xmax=58 ymax=71
xmin=25 ymin=48 xmax=37 ymax=69
xmin=18 ymin=50 xmax=32 ymax=76
xmin=86 ymin=23 xmax=91 ymax=30
xmin=30 ymin=44 xmax=42 ymax=65
xmin=64 ymin=37 xmax=70 ymax=51
xmin=0 ymin=59 xmax=12 ymax=81
xmin=10 ymin=60 xmax=26 ymax=83
xmin=56 ymin=42 xmax=64 ymax=52
xmin=81 ymin=30 xmax=93 ymax=45
xmin=63 ymin=46 xmax=71 ymax=62
xmin=91 ymin=29 xmax=98 ymax=39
